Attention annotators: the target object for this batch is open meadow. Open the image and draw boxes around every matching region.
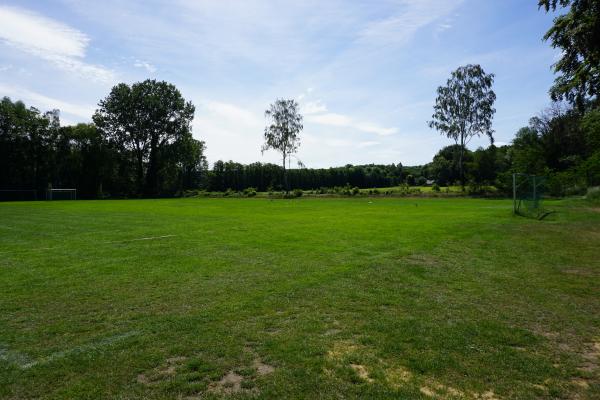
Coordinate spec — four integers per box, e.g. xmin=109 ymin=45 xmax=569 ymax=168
xmin=1 ymin=198 xmax=599 ymax=399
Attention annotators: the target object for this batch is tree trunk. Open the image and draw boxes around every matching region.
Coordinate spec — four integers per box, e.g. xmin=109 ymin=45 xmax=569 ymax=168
xmin=282 ymin=152 xmax=288 ymax=193
xmin=145 ymin=136 xmax=159 ymax=197
xmin=459 ymin=134 xmax=465 ymax=190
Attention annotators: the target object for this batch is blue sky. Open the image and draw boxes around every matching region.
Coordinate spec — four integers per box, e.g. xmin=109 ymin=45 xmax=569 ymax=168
xmin=0 ymin=0 xmax=559 ymax=167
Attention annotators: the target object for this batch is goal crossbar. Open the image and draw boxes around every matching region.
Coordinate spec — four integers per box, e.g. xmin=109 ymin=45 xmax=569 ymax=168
xmin=46 ymin=188 xmax=77 ymax=200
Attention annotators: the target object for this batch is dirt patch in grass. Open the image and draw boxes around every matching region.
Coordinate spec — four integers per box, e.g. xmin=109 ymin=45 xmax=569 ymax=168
xmin=327 ymin=340 xmax=361 ymax=360
xmin=253 ymin=359 xmax=275 ymax=376
xmin=136 ymin=373 xmax=150 ymax=385
xmin=204 ymin=347 xmax=275 ymax=396
xmin=538 ymin=331 xmax=599 ymax=396
xmin=476 ymin=391 xmax=501 ymax=399
xmin=385 ymin=366 xmax=412 ymax=389
xmin=326 ymin=340 xmax=498 ymax=398
xmin=419 ymin=382 xmax=464 ymax=398
xmin=208 ymin=371 xmax=245 ymax=394
xmin=350 ymin=364 xmax=373 ymax=383
xmin=137 ymin=355 xmax=188 ymax=385
xmin=570 ymin=340 xmax=600 ymax=395
xmin=571 ymin=378 xmax=590 ymax=389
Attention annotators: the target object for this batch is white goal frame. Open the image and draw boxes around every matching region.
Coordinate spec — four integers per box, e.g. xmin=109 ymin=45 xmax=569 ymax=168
xmin=46 ymin=188 xmax=77 ymax=200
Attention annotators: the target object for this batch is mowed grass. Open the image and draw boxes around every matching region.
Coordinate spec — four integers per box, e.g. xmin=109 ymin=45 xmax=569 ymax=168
xmin=0 ymin=198 xmax=599 ymax=399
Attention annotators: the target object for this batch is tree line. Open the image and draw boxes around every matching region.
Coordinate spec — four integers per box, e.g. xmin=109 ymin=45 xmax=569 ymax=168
xmin=1 ymin=81 xmax=207 ymax=199
xmin=1 ymin=0 xmax=598 ymax=199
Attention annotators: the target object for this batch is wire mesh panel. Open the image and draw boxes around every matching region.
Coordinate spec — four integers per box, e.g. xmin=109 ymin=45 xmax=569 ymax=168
xmin=513 ymin=173 xmax=547 ymax=218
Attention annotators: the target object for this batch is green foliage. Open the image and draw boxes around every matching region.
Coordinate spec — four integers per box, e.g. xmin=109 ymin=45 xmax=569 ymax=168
xmin=262 ymin=99 xmax=303 ymax=192
xmin=207 ymin=162 xmax=403 ymax=192
xmin=432 ymin=183 xmax=440 ymax=192
xmin=580 ymin=151 xmax=600 ymax=186
xmin=428 ymin=64 xmax=496 ymax=184
xmin=586 ymin=186 xmax=600 ymax=202
xmin=539 ymin=0 xmax=600 ymax=108
xmin=581 ymin=109 xmax=600 ymax=152
xmin=93 ymin=79 xmax=201 ymax=197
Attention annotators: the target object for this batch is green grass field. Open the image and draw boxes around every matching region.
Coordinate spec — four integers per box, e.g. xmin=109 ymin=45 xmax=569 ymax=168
xmin=1 ymin=198 xmax=599 ymax=399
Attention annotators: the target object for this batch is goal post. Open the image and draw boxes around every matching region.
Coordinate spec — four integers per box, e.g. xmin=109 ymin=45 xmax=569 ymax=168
xmin=46 ymin=188 xmax=77 ymax=200
xmin=513 ymin=173 xmax=547 ymax=218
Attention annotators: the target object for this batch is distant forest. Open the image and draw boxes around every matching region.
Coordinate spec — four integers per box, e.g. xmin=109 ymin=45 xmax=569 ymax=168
xmin=1 ymin=94 xmax=598 ymax=199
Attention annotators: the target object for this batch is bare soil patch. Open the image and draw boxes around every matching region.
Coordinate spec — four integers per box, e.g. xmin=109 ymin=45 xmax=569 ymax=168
xmin=208 ymin=371 xmax=244 ymax=394
xmin=350 ymin=364 xmax=373 ymax=383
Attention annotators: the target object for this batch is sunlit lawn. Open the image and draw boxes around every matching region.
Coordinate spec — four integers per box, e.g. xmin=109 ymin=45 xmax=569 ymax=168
xmin=1 ymin=197 xmax=599 ymax=399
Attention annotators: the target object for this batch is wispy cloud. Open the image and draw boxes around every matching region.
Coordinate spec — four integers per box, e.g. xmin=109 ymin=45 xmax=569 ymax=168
xmin=301 ymin=100 xmax=328 ymax=115
xmin=306 ymin=112 xmax=397 ymax=136
xmin=357 ymin=141 xmax=380 ymax=148
xmin=0 ymin=83 xmax=95 ymax=121
xmin=298 ymin=89 xmax=398 ymax=136
xmin=0 ymin=5 xmax=114 ymax=82
xmin=133 ymin=60 xmax=157 ymax=73
xmin=357 ymin=0 xmax=464 ymax=45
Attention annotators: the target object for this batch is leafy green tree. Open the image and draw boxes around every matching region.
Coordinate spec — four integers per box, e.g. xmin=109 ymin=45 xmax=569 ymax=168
xmin=93 ymin=79 xmax=196 ymax=196
xmin=581 ymin=108 xmax=600 ymax=153
xmin=510 ymin=126 xmax=546 ymax=175
xmin=539 ymin=0 xmax=600 ymax=108
xmin=0 ymin=97 xmax=60 ymax=192
xmin=468 ymin=146 xmax=498 ymax=186
xmin=262 ymin=99 xmax=303 ymax=192
xmin=428 ymin=64 xmax=496 ymax=187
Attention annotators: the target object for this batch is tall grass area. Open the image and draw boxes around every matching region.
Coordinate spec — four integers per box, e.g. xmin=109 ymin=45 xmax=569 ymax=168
xmin=0 ymin=198 xmax=599 ymax=399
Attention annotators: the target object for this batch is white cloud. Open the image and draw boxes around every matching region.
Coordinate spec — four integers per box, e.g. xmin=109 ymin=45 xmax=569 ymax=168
xmin=134 ymin=60 xmax=157 ymax=73
xmin=308 ymin=112 xmax=351 ymax=127
xmin=201 ymin=100 xmax=263 ymax=128
xmin=357 ymin=141 xmax=380 ymax=148
xmin=0 ymin=5 xmax=114 ymax=82
xmin=0 ymin=83 xmax=95 ymax=121
xmin=301 ymin=100 xmax=328 ymax=115
xmin=358 ymin=0 xmax=463 ymax=45
xmin=307 ymin=112 xmax=397 ymax=136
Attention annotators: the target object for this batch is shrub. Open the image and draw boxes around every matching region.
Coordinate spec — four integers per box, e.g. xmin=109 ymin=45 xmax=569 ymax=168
xmin=547 ymin=170 xmax=586 ymax=197
xmin=586 ymin=186 xmax=600 ymax=202
xmin=416 ymin=176 xmax=427 ymax=186
xmin=352 ymin=186 xmax=360 ymax=195
xmin=432 ymin=183 xmax=440 ymax=192
xmin=243 ymin=187 xmax=257 ymax=197
xmin=581 ymin=151 xmax=600 ymax=187
xmin=293 ymin=188 xmax=303 ymax=197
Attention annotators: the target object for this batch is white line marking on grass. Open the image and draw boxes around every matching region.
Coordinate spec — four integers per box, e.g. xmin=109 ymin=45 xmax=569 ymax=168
xmin=106 ymin=234 xmax=177 ymax=244
xmin=0 ymin=346 xmax=35 ymax=366
xmin=0 ymin=235 xmax=177 ymax=255
xmin=0 ymin=331 xmax=139 ymax=369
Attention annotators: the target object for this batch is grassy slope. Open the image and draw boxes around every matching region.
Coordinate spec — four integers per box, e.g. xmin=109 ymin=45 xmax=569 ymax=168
xmin=0 ymin=198 xmax=598 ymax=399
